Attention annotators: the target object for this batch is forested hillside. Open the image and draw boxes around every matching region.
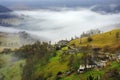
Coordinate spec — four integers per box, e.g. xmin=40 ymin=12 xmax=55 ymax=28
xmin=10 ymin=28 xmax=120 ymax=80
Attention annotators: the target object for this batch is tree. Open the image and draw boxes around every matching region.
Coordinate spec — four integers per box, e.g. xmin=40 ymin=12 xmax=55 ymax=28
xmin=67 ymin=54 xmax=81 ymax=71
xmin=87 ymin=36 xmax=93 ymax=42
xmin=81 ymin=53 xmax=92 ymax=69
xmin=22 ymin=41 xmax=55 ymax=80
xmin=0 ymin=42 xmax=2 ymax=45
xmin=92 ymin=47 xmax=101 ymax=60
xmin=101 ymin=68 xmax=120 ymax=80
xmin=116 ymin=32 xmax=119 ymax=40
xmin=102 ymin=45 xmax=111 ymax=52
xmin=81 ymin=29 xmax=101 ymax=38
xmin=80 ymin=46 xmax=93 ymax=69
xmin=0 ymin=56 xmax=6 ymax=68
xmin=67 ymin=55 xmax=75 ymax=69
xmin=59 ymin=54 xmax=65 ymax=63
xmin=79 ymin=36 xmax=82 ymax=44
xmin=87 ymin=75 xmax=94 ymax=80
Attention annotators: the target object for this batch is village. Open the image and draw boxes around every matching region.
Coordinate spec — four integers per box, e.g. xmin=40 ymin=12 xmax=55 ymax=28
xmin=55 ymin=40 xmax=120 ymax=75
xmin=0 ymin=29 xmax=120 ymax=80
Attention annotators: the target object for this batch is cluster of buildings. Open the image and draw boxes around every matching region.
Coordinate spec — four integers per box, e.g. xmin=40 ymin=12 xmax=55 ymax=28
xmin=78 ymin=52 xmax=120 ymax=73
xmin=56 ymin=40 xmax=120 ymax=74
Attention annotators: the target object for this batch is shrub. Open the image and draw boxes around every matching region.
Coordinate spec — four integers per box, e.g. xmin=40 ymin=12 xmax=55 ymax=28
xmin=87 ymin=37 xmax=93 ymax=42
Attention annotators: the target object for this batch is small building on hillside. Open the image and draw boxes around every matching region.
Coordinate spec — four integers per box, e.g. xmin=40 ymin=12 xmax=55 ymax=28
xmin=78 ymin=64 xmax=96 ymax=73
xmin=78 ymin=65 xmax=85 ymax=73
xmin=116 ymin=54 xmax=120 ymax=62
xmin=95 ymin=60 xmax=108 ymax=68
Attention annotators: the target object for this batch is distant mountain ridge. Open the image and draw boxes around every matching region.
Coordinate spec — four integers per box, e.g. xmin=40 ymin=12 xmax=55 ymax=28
xmin=0 ymin=5 xmax=22 ymax=27
xmin=91 ymin=4 xmax=120 ymax=13
xmin=0 ymin=5 xmax=12 ymax=12
xmin=0 ymin=31 xmax=37 ymax=48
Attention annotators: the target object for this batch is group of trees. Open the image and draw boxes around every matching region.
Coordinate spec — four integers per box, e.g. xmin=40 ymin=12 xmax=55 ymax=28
xmin=0 ymin=56 xmax=6 ymax=68
xmin=1 ymin=48 xmax=12 ymax=54
xmin=101 ymin=68 xmax=120 ymax=80
xmin=80 ymin=29 xmax=100 ymax=43
xmin=87 ymin=68 xmax=120 ymax=80
xmin=67 ymin=54 xmax=81 ymax=71
xmin=115 ymin=32 xmax=120 ymax=40
xmin=0 ymin=41 xmax=18 ymax=47
xmin=0 ymin=42 xmax=2 ymax=45
xmin=71 ymin=29 xmax=101 ymax=42
xmin=20 ymin=41 xmax=95 ymax=79
xmin=87 ymin=75 xmax=100 ymax=80
xmin=81 ymin=29 xmax=101 ymax=38
xmin=16 ymin=41 xmax=55 ymax=80
xmin=67 ymin=46 xmax=95 ymax=72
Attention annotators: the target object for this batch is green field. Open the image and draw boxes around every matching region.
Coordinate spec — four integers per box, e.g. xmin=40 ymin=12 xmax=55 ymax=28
xmin=0 ymin=53 xmax=25 ymax=80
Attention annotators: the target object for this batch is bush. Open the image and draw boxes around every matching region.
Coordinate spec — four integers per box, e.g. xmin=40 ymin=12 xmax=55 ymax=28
xmin=0 ymin=56 xmax=6 ymax=68
xmin=101 ymin=68 xmax=120 ymax=80
xmin=87 ymin=37 xmax=93 ymax=42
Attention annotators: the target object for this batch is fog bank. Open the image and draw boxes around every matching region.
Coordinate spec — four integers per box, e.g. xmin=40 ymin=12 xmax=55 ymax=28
xmin=1 ymin=9 xmax=120 ymax=42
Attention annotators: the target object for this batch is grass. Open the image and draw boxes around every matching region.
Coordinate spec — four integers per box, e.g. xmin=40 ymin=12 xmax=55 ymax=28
xmin=109 ymin=61 xmax=120 ymax=70
xmin=44 ymin=50 xmax=69 ymax=79
xmin=0 ymin=53 xmax=25 ymax=80
xmin=33 ymin=49 xmax=83 ymax=79
xmin=69 ymin=29 xmax=120 ymax=47
xmin=33 ymin=49 xmax=84 ymax=80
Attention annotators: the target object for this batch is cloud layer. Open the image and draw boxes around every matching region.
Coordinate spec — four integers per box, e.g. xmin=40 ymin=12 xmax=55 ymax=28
xmin=1 ymin=9 xmax=120 ymax=42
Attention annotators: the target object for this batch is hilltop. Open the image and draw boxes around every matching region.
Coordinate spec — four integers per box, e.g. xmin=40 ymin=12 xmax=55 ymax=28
xmin=69 ymin=29 xmax=120 ymax=48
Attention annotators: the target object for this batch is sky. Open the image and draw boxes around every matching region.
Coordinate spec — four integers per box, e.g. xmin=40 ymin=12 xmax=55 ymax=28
xmin=0 ymin=0 xmax=120 ymax=9
xmin=0 ymin=0 xmax=120 ymax=42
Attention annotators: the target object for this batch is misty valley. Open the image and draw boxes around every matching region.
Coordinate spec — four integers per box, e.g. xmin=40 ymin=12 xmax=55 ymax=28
xmin=0 ymin=0 xmax=120 ymax=80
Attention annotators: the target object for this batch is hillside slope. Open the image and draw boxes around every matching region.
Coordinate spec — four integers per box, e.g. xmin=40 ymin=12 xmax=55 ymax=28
xmin=69 ymin=29 xmax=120 ymax=47
xmin=20 ymin=29 xmax=120 ymax=80
xmin=0 ymin=32 xmax=37 ymax=51
xmin=0 ymin=53 xmax=25 ymax=80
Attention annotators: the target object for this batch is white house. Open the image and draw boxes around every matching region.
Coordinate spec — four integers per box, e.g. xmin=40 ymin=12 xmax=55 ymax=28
xmin=78 ymin=64 xmax=96 ymax=73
